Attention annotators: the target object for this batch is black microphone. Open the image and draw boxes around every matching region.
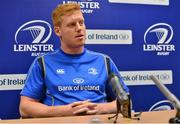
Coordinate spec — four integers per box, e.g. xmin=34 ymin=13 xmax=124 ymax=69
xmin=150 ymin=75 xmax=180 ymax=123
xmin=109 ymin=73 xmax=131 ymax=118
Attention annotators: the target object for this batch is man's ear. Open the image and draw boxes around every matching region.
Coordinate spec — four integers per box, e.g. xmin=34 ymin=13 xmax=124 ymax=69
xmin=54 ymin=26 xmax=61 ymax=37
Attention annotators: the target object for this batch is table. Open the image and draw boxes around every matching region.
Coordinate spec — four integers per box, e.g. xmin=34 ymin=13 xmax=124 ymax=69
xmin=0 ymin=110 xmax=177 ymax=123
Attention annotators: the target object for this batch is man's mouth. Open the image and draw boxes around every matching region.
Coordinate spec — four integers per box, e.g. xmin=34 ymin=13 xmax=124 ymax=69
xmin=75 ymin=34 xmax=84 ymax=38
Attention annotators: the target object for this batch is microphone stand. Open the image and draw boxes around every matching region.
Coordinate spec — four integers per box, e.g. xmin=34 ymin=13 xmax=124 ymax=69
xmin=108 ymin=99 xmax=121 ymax=123
xmin=108 ymin=94 xmax=132 ymax=123
xmin=169 ymin=110 xmax=180 ymax=123
xmin=150 ymin=75 xmax=180 ymax=123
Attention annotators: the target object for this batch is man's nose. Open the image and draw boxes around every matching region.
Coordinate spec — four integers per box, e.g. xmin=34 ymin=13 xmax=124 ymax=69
xmin=76 ymin=23 xmax=82 ymax=31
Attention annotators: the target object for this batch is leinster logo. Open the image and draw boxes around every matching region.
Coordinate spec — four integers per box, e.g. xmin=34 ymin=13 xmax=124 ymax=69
xmin=14 ymin=20 xmax=54 ymax=56
xmin=62 ymin=0 xmax=100 ymax=14
xmin=88 ymin=68 xmax=98 ymax=75
xmin=149 ymin=100 xmax=174 ymax=111
xmin=143 ymin=23 xmax=175 ymax=56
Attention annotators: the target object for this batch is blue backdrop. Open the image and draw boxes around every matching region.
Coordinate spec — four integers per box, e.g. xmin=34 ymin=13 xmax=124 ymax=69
xmin=0 ymin=0 xmax=179 ymax=119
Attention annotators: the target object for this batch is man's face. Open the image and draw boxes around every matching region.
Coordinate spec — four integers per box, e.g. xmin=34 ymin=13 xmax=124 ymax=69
xmin=57 ymin=10 xmax=86 ymax=49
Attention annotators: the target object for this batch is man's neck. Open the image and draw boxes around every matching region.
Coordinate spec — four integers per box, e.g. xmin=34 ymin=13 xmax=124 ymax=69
xmin=60 ymin=46 xmax=84 ymax=55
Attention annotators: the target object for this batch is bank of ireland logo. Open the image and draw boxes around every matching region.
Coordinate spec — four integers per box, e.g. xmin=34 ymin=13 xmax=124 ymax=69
xmin=73 ymin=78 xmax=84 ymax=84
xmin=14 ymin=20 xmax=54 ymax=56
xmin=143 ymin=23 xmax=175 ymax=56
xmin=159 ymin=73 xmax=169 ymax=81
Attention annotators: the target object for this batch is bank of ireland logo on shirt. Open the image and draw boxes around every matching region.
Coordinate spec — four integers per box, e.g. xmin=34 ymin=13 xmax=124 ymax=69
xmin=73 ymin=78 xmax=84 ymax=84
xmin=143 ymin=23 xmax=175 ymax=56
xmin=14 ymin=20 xmax=54 ymax=56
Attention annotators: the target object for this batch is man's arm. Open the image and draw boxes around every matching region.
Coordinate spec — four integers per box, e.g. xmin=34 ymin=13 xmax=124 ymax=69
xmin=20 ymin=96 xmax=117 ymax=118
xmin=95 ymin=100 xmax=117 ymax=114
xmin=19 ymin=96 xmax=77 ymax=118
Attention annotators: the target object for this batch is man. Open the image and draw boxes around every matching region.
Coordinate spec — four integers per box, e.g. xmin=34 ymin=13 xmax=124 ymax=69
xmin=19 ymin=3 xmax=129 ymax=118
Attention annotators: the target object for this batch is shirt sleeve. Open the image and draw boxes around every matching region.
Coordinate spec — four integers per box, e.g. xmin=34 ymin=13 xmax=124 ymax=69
xmin=20 ymin=57 xmax=46 ymax=101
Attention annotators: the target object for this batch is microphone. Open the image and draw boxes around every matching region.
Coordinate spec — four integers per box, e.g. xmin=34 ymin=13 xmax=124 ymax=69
xmin=150 ymin=75 xmax=180 ymax=123
xmin=109 ymin=73 xmax=131 ymax=118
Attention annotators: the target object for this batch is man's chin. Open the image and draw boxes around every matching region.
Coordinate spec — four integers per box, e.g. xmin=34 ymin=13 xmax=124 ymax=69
xmin=76 ymin=39 xmax=85 ymax=44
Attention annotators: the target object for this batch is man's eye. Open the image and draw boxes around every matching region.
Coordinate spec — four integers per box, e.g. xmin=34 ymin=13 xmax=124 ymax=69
xmin=68 ymin=23 xmax=76 ymax=27
xmin=72 ymin=23 xmax=76 ymax=26
xmin=79 ymin=21 xmax=84 ymax=25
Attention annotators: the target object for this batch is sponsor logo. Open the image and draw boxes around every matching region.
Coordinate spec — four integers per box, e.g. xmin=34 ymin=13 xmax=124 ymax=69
xmin=143 ymin=23 xmax=175 ymax=56
xmin=14 ymin=20 xmax=54 ymax=56
xmin=108 ymin=0 xmax=169 ymax=6
xmin=56 ymin=69 xmax=65 ymax=74
xmin=0 ymin=74 xmax=26 ymax=90
xmin=88 ymin=68 xmax=98 ymax=75
xmin=149 ymin=100 xmax=174 ymax=111
xmin=120 ymin=70 xmax=172 ymax=86
xmin=73 ymin=78 xmax=85 ymax=84
xmin=62 ymin=0 xmax=100 ymax=14
xmin=86 ymin=29 xmax=132 ymax=44
xmin=58 ymin=85 xmax=99 ymax=91
xmin=159 ymin=73 xmax=169 ymax=81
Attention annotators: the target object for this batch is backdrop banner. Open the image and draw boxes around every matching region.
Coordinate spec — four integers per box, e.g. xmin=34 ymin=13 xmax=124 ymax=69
xmin=0 ymin=0 xmax=179 ymax=119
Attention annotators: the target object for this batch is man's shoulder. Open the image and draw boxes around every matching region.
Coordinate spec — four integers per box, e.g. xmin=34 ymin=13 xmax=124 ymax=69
xmin=39 ymin=49 xmax=59 ymax=58
xmin=86 ymin=49 xmax=109 ymax=58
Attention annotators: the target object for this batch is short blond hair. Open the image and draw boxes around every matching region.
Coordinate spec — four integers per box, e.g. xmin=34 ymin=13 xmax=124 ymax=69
xmin=52 ymin=3 xmax=81 ymax=26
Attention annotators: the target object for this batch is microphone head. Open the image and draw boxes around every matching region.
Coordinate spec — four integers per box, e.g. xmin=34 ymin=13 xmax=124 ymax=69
xmin=108 ymin=73 xmax=116 ymax=82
